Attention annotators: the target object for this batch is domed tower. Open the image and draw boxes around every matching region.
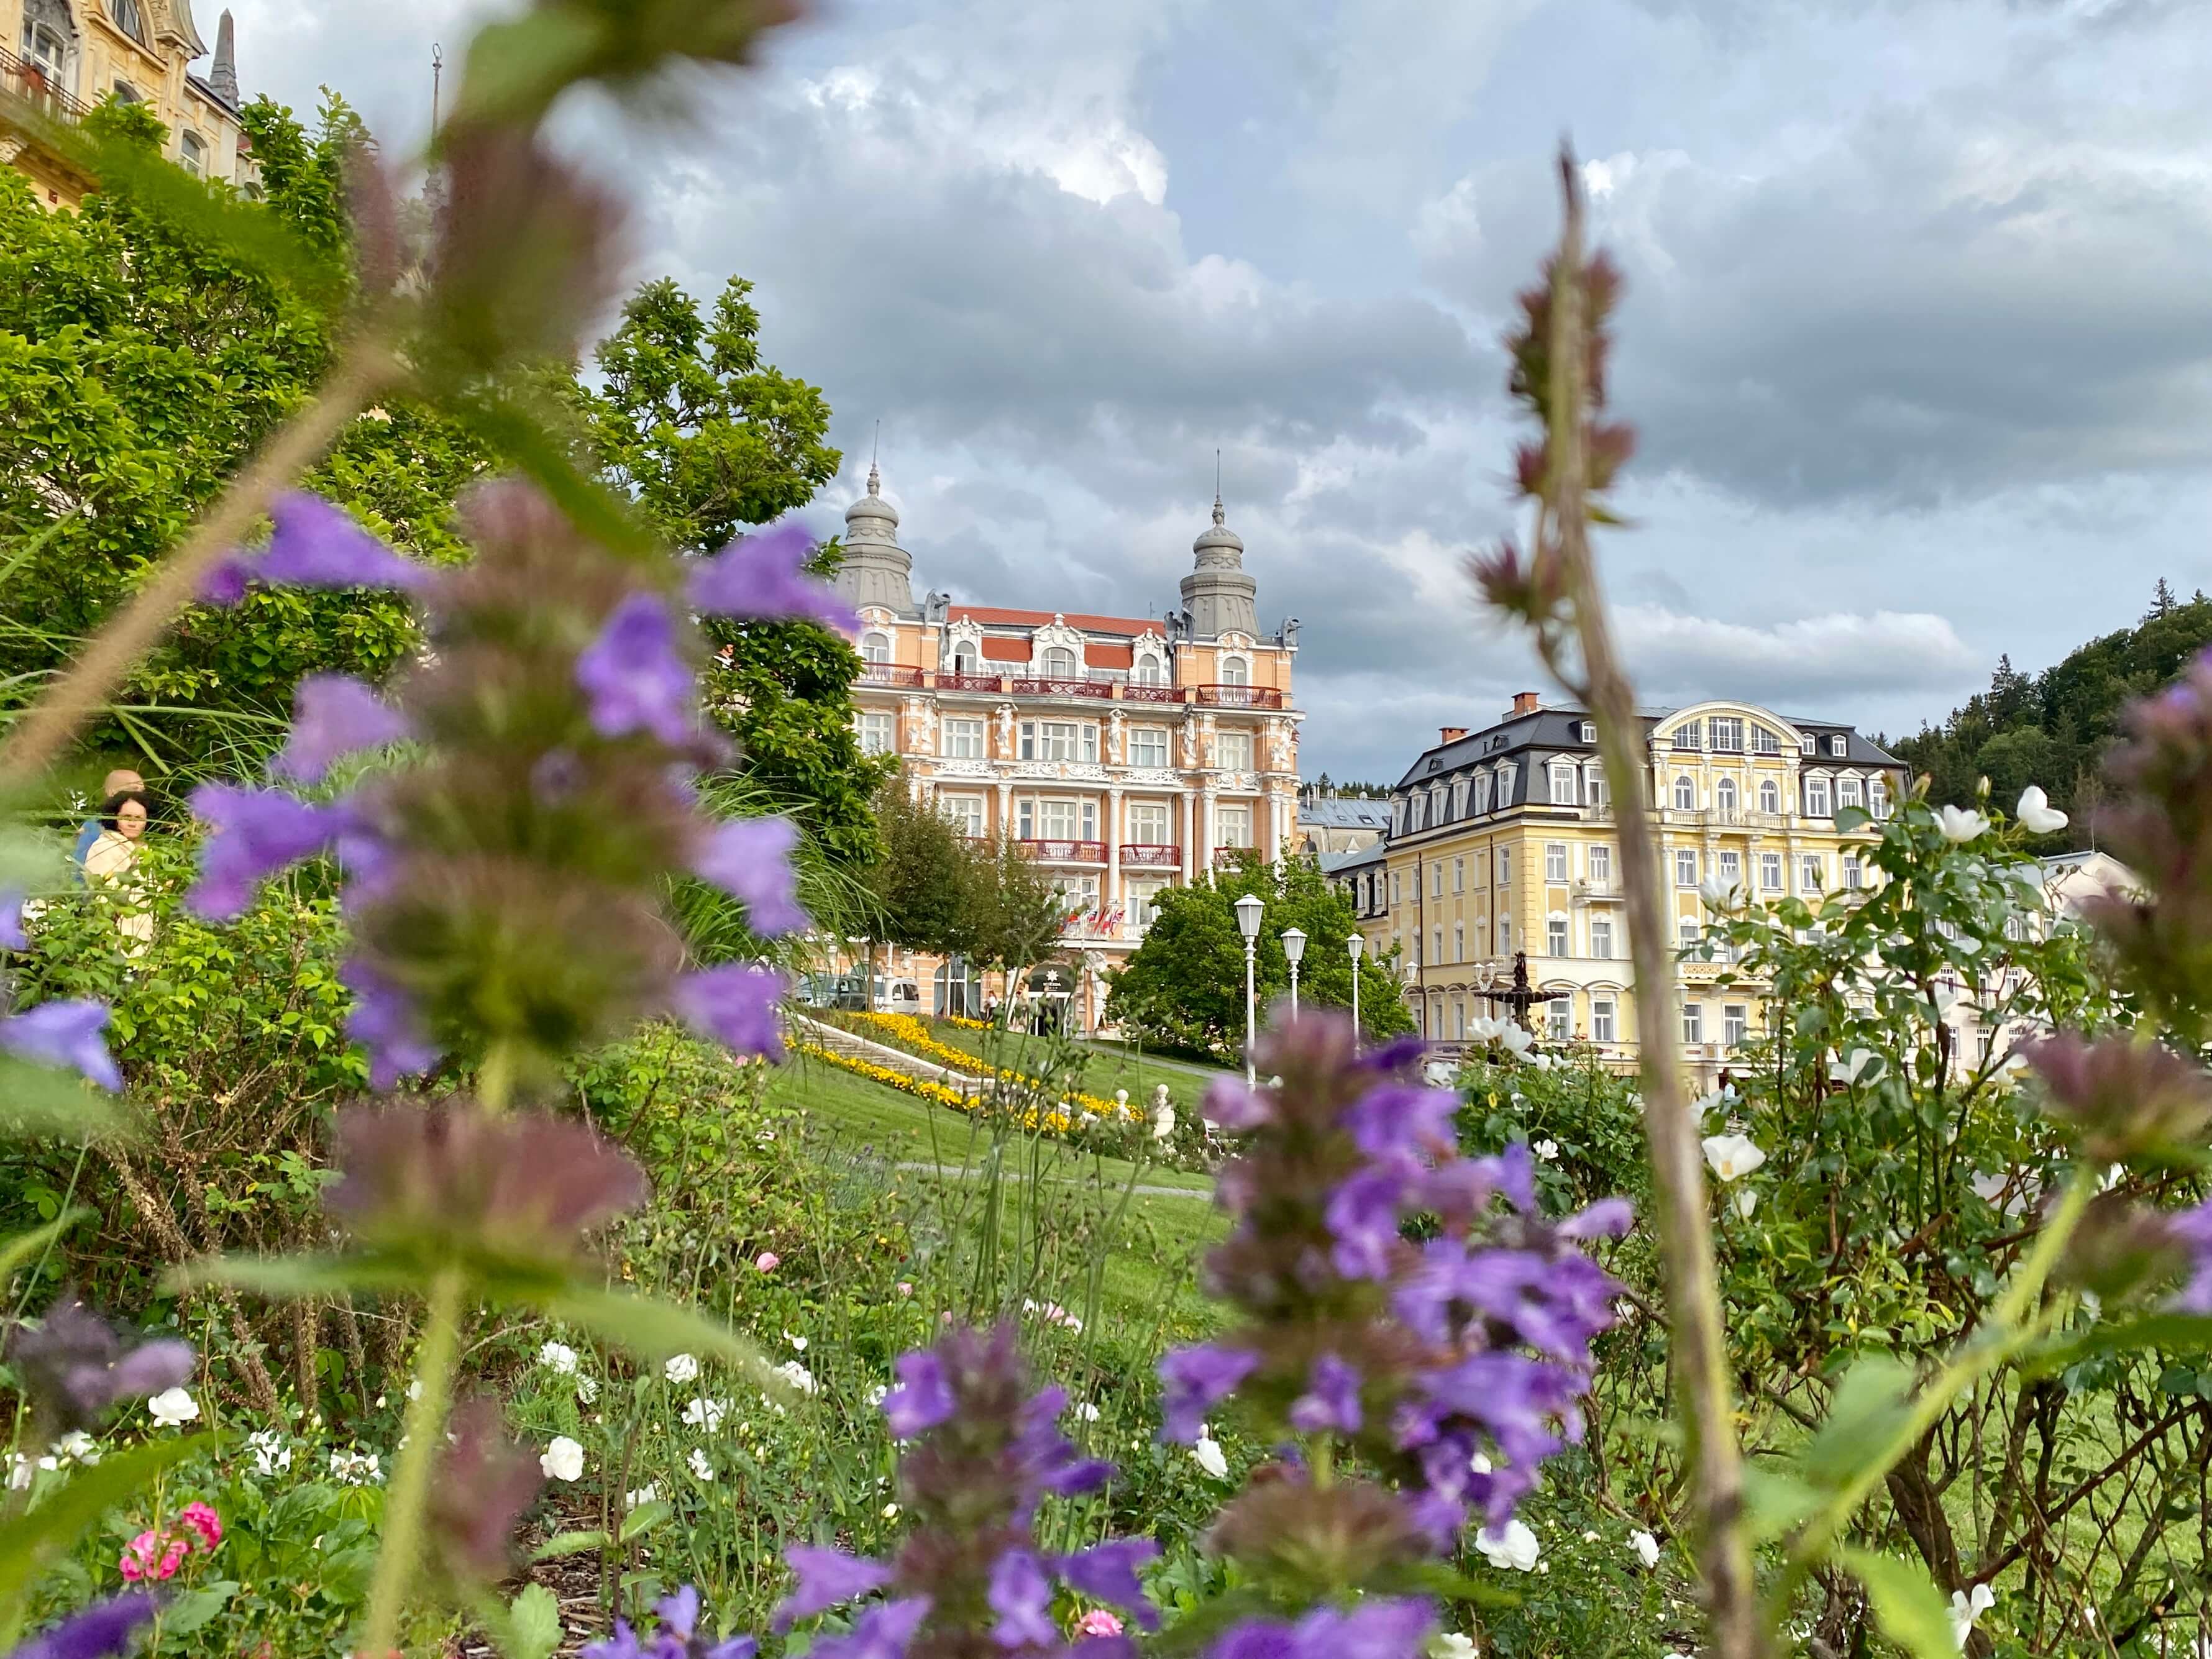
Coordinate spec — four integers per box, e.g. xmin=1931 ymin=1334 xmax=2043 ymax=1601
xmin=833 ymin=462 xmax=916 ymax=616
xmin=1179 ymin=493 xmax=1258 ymax=639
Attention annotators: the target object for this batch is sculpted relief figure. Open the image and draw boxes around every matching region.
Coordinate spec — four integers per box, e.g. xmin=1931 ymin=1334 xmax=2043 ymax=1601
xmin=995 ymin=703 xmax=1017 ymax=758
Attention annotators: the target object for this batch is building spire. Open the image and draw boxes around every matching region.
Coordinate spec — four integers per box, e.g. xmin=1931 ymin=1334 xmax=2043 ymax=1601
xmin=1213 ymin=448 xmax=1223 ymax=523
xmin=868 ymin=421 xmax=881 ymax=496
xmin=210 ymin=10 xmax=239 ymax=106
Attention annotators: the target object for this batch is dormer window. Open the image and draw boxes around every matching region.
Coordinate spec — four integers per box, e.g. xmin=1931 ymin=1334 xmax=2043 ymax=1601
xmin=1473 ymin=772 xmax=1493 ymax=815
xmin=1133 ymin=652 xmax=1164 ymax=686
xmin=1041 ymin=646 xmax=1078 ymax=678
xmin=1801 ymin=734 xmax=1817 ymax=756
xmin=1578 ymin=720 xmax=1596 ymax=743
xmin=1548 ymin=761 xmax=1576 ymax=805
xmin=1829 ymin=734 xmax=1847 ymax=758
xmin=950 ymin=643 xmax=979 ymax=675
xmin=1806 ymin=774 xmax=1832 ymax=816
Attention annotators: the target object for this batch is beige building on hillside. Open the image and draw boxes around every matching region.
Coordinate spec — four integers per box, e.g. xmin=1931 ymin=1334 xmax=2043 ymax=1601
xmin=5 ymin=0 xmax=253 ymax=209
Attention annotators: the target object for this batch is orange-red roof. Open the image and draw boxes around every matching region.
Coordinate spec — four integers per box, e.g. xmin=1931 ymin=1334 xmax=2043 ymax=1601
xmin=980 ymin=636 xmax=1031 ymax=662
xmin=949 ymin=605 xmax=1161 ymax=636
xmin=1084 ymin=641 xmax=1133 ymax=669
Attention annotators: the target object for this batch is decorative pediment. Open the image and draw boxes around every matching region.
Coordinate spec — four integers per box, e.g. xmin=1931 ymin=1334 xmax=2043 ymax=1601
xmin=940 ymin=617 xmax=985 ymax=662
xmin=857 ymin=606 xmax=898 ymax=628
xmin=1030 ymin=616 xmax=1087 ymax=662
xmin=1217 ymin=629 xmax=1256 ymax=651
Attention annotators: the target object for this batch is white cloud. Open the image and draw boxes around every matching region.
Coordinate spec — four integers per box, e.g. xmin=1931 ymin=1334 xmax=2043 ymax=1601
xmin=1615 ymin=606 xmax=1979 ymax=703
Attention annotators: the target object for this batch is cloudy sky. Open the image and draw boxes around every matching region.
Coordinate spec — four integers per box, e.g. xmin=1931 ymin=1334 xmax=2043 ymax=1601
xmin=224 ymin=0 xmax=2212 ymax=782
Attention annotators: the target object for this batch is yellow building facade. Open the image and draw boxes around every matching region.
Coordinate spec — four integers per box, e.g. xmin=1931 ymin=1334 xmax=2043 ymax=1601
xmin=4 ymin=0 xmax=252 ymax=209
xmin=1332 ymin=693 xmax=1905 ymax=1077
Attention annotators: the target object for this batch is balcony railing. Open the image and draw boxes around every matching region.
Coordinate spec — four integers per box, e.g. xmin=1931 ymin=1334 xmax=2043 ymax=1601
xmin=1007 ymin=676 xmax=1113 ymax=700
xmin=1194 ymin=684 xmax=1282 ymax=709
xmin=858 ymin=663 xmax=925 ymax=687
xmin=936 ymin=670 xmax=1004 ymax=693
xmin=1121 ymin=682 xmax=1181 ymax=703
xmin=1212 ymin=845 xmax=1256 ymax=867
xmin=1118 ymin=843 xmax=1180 ymax=868
xmin=2 ymin=48 xmax=93 ymax=124
xmin=1020 ymin=838 xmax=1107 ymax=864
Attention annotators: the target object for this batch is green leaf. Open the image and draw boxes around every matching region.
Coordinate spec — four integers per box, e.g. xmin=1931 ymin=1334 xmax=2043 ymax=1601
xmin=530 ymin=1284 xmax=770 ymax=1378
xmin=0 ymin=1435 xmax=207 ymax=1609
xmin=619 ymin=1498 xmax=674 ymax=1542
xmin=505 ymin=1583 xmax=565 ymax=1659
xmin=1799 ymin=1355 xmax=1915 ymax=1490
xmin=454 ymin=392 xmax=657 ymax=560
xmin=2023 ymin=1313 xmax=2212 ymax=1378
xmin=0 ymin=1211 xmax=87 ymax=1284
xmin=167 ymin=1250 xmax=427 ymax=1299
xmin=1742 ymin=1465 xmax=1824 ymax=1545
xmin=532 ymin=1529 xmax=610 ymax=1561
xmin=1838 ymin=1548 xmax=1960 ymax=1659
xmin=454 ymin=12 xmax=611 ymax=127
xmin=1378 ymin=1558 xmax=1521 ymax=1609
xmin=0 ymin=1056 xmax=123 ymax=1141
xmin=158 ymin=1581 xmax=239 ymax=1637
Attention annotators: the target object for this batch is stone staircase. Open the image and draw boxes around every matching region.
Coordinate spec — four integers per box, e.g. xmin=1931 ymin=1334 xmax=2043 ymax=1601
xmin=787 ymin=1013 xmax=989 ymax=1099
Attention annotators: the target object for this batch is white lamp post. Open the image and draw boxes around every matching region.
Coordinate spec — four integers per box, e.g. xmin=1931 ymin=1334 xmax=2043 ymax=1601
xmin=1281 ymin=926 xmax=1307 ymax=1019
xmin=1347 ymin=931 xmax=1365 ymax=1049
xmin=1233 ymin=892 xmax=1264 ymax=1086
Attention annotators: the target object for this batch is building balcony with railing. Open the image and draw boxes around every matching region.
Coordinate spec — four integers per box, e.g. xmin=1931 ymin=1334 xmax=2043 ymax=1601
xmin=2 ymin=47 xmax=93 ymax=124
xmin=1118 ymin=843 xmax=1181 ymax=868
xmin=1020 ymin=838 xmax=1107 ymax=864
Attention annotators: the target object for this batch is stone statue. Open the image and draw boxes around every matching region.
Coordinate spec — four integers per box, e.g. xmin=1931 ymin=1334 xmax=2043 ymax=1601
xmin=1107 ymin=708 xmax=1125 ymax=762
xmin=995 ymin=703 xmax=1017 ymax=756
xmin=925 ymin=591 xmax=951 ymax=625
xmin=1151 ymin=1085 xmax=1175 ymax=1142
xmin=1179 ymin=718 xmax=1200 ymax=769
xmin=1281 ymin=616 xmax=1301 ymax=649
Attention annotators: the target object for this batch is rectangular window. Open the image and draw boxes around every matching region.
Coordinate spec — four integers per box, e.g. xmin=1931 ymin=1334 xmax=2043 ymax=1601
xmin=1680 ymin=916 xmax=1701 ymax=951
xmin=1844 ymin=856 xmax=1863 ymax=890
xmin=1549 ymin=763 xmax=1576 ymax=804
xmin=1452 ymin=999 xmax=1466 ymax=1039
xmin=1547 ymin=997 xmax=1571 ymax=1040
xmin=1801 ymin=854 xmax=1824 ymax=892
xmin=944 ymin=718 xmax=986 ymax=759
xmin=1452 ymin=856 xmax=1465 ymax=893
xmin=1452 ymin=922 xmax=1465 ymax=962
xmin=1723 ymin=1003 xmax=1748 ymax=1046
xmin=1869 ymin=777 xmax=1891 ymax=818
xmin=1020 ymin=721 xmax=1086 ymax=762
xmin=856 ymin=711 xmax=895 ymax=755
xmin=1708 ymin=716 xmax=1744 ymax=752
xmin=1717 ymin=849 xmax=1741 ymax=886
xmin=1545 ymin=843 xmax=1568 ymax=882
xmin=1127 ymin=880 xmax=1166 ymax=929
xmin=1588 ymin=844 xmax=1613 ymax=883
xmin=1392 ymin=871 xmax=1402 ymax=905
xmin=1681 ymin=1001 xmax=1703 ymax=1044
xmin=1496 ymin=918 xmax=1510 ymax=954
xmin=1217 ymin=730 xmax=1253 ymax=771
xmin=1760 ymin=852 xmax=1784 ymax=890
xmin=940 ymin=795 xmax=985 ymax=838
xmin=1673 ymin=720 xmax=1702 ymax=751
xmin=1409 ymin=796 xmax=1426 ymax=831
xmin=1592 ymin=998 xmax=1616 ymax=1043
xmin=1547 ymin=915 xmax=1569 ymax=956
xmin=1498 ymin=849 xmax=1512 ymax=885
xmin=1217 ymin=804 xmax=1252 ymax=848
xmin=1675 ymin=849 xmax=1699 ymax=887
xmin=1432 ymin=864 xmax=1444 ymax=899
xmin=1837 ymin=775 xmax=1864 ymax=811
xmin=1128 ymin=802 xmax=1170 ymax=844
xmin=1805 ymin=775 xmax=1830 ymax=816
xmin=1038 ymin=798 xmax=1079 ymax=839
xmin=1432 ymin=926 xmax=1444 ymax=965
xmin=1130 ymin=726 xmax=1170 ymax=767
xmin=1591 ymin=916 xmax=1614 ymax=959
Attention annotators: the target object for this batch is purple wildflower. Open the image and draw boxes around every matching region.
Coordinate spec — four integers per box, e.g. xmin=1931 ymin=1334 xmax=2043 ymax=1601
xmin=1289 ymin=1354 xmax=1363 ymax=1435
xmin=1210 ymin=1623 xmax=1300 ymax=1659
xmin=671 ymin=965 xmax=785 ymax=1059
xmin=3 ymin=1594 xmax=159 ymax=1659
xmin=429 ymin=1397 xmax=544 ymax=1582
xmin=1156 ymin=1343 xmax=1259 ymax=1443
xmin=255 ymin=493 xmax=429 ymax=593
xmin=583 ymin=1585 xmax=756 ymax=1659
xmin=692 ymin=816 xmax=807 ymax=936
xmin=1558 ymin=1196 xmax=1634 ymax=1239
xmin=1341 ymin=1084 xmax=1458 ymax=1160
xmin=198 ymin=557 xmax=250 ymax=607
xmin=339 ymin=958 xmax=441 ymax=1088
xmin=0 ymin=1000 xmax=122 ymax=1091
xmin=687 ymin=523 xmax=856 ymax=631
xmin=882 ymin=1348 xmax=956 ymax=1439
xmin=1 ymin=888 xmax=26 ymax=951
xmin=185 ymin=784 xmax=347 ymax=921
xmin=1324 ymin=1164 xmax=1407 ymax=1281
xmin=575 ymin=592 xmax=697 ymax=747
xmin=4 ymin=1297 xmax=194 ymax=1432
xmin=986 ymin=1550 xmax=1056 ymax=1649
xmin=270 ymin=675 xmax=409 ymax=785
xmin=774 ymin=1545 xmax=893 ymax=1631
xmin=1202 ymin=1075 xmax=1274 ymax=1131
xmin=1294 ymin=1597 xmax=1435 ymax=1659
xmin=805 ymin=1598 xmax=931 ymax=1659
xmin=2170 ymin=1199 xmax=2212 ymax=1314
xmin=1054 ymin=1539 xmax=1161 ymax=1630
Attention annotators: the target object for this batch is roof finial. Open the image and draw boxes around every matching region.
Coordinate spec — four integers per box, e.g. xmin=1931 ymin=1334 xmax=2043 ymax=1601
xmin=867 ymin=421 xmax=882 ymax=496
xmin=1212 ymin=449 xmax=1225 ymax=526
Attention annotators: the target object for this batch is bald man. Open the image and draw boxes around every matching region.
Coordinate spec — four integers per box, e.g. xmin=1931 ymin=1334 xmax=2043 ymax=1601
xmin=74 ymin=769 xmax=145 ymax=867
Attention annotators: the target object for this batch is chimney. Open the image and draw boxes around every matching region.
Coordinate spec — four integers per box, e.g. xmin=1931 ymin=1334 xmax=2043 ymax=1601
xmin=1509 ymin=691 xmax=1542 ymax=717
xmin=1438 ymin=726 xmax=1467 ymax=746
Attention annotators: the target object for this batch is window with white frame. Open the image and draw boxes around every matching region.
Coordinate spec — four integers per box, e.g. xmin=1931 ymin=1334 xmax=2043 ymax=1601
xmin=1723 ymin=1003 xmax=1748 ymax=1046
xmin=1837 ymin=775 xmax=1863 ymax=812
xmin=1548 ymin=761 xmax=1576 ymax=804
xmin=1432 ymin=862 xmax=1444 ymax=899
xmin=1592 ymin=997 xmax=1616 ymax=1043
xmin=1844 ymin=856 xmax=1863 ymax=890
xmin=1829 ymin=735 xmax=1847 ymax=757
xmin=1498 ymin=848 xmax=1512 ymax=884
xmin=1018 ymin=721 xmax=1096 ymax=763
xmin=1680 ymin=916 xmax=1701 ymax=951
xmin=1758 ymin=777 xmax=1781 ymax=814
xmin=1718 ymin=849 xmax=1741 ymax=887
xmin=1433 ymin=926 xmax=1444 ymax=964
xmin=949 ymin=642 xmax=980 ymax=675
xmin=180 ymin=131 xmax=207 ymax=177
xmin=1041 ymin=646 xmax=1079 ymax=677
xmin=1133 ymin=652 xmax=1164 ymax=686
xmin=1868 ymin=777 xmax=1891 ymax=818
xmin=1451 ymin=778 xmax=1469 ymax=818
xmin=1761 ymin=852 xmax=1784 ymax=890
xmin=944 ymin=718 xmax=987 ymax=759
xmin=1128 ymin=802 xmax=1171 ymax=844
xmin=1497 ymin=917 xmax=1511 ymax=954
xmin=1588 ymin=844 xmax=1613 ymax=883
xmin=1018 ymin=797 xmax=1096 ymax=841
xmin=1805 ymin=774 xmax=1831 ymax=816
xmin=1217 ymin=730 xmax=1254 ymax=771
xmin=1497 ymin=764 xmax=1517 ymax=803
xmin=1709 ymin=716 xmax=1744 ymax=752
xmin=1673 ymin=720 xmax=1703 ymax=751
xmin=856 ymin=711 xmax=895 ymax=754
xmin=1800 ymin=853 xmax=1824 ymax=891
xmin=1452 ymin=922 xmax=1465 ymax=962
xmin=1716 ymin=776 xmax=1739 ymax=817
xmin=1545 ymin=843 xmax=1569 ymax=882
xmin=1391 ymin=871 xmax=1402 ymax=905
xmin=1578 ymin=720 xmax=1596 ymax=743
xmin=1547 ymin=997 xmax=1571 ymax=1040
xmin=1130 ymin=726 xmax=1170 ymax=767
xmin=1586 ymin=767 xmax=1610 ymax=809
xmin=1473 ymin=773 xmax=1494 ymax=814
xmin=1681 ymin=1000 xmax=1703 ymax=1044
xmin=1801 ymin=734 xmax=1817 ymax=756
xmin=1409 ymin=795 xmax=1426 ymax=831
xmin=1673 ymin=775 xmax=1696 ymax=811
xmin=1217 ymin=804 xmax=1253 ymax=848
xmin=1429 ymin=784 xmax=1446 ymax=824
xmin=1452 ymin=856 xmax=1465 ymax=892
xmin=1752 ymin=724 xmax=1781 ymax=754
xmin=860 ymin=631 xmax=892 ymax=665
xmin=1220 ymin=657 xmax=1250 ymax=687
xmin=1591 ymin=916 xmax=1614 ymax=959
xmin=1452 ymin=999 xmax=1466 ymax=1039
xmin=1391 ymin=799 xmax=1406 ymax=835
xmin=939 ymin=795 xmax=985 ymax=838
xmin=1675 ymin=849 xmax=1699 ymax=887
xmin=1547 ymin=914 xmax=1569 ymax=956
xmin=1127 ymin=880 xmax=1167 ymax=928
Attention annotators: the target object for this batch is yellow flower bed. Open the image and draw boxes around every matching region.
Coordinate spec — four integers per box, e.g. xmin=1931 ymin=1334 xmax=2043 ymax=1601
xmin=797 ymin=1041 xmax=1077 ymax=1134
xmin=843 ymin=1012 xmax=1137 ymax=1123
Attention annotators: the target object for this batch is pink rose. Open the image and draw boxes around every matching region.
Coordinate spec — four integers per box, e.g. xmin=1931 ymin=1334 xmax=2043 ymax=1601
xmin=754 ymin=1251 xmax=780 ymax=1273
xmin=119 ymin=1530 xmax=188 ymax=1583
xmin=176 ymin=1501 xmax=222 ymax=1551
xmin=896 ymin=1282 xmax=913 ymax=1297
xmin=1077 ymin=1611 xmax=1124 ymax=1640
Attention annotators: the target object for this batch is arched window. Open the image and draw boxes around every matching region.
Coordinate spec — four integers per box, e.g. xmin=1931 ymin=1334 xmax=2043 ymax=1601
xmin=179 ymin=131 xmax=206 ymax=176
xmin=1758 ymin=778 xmax=1781 ymax=814
xmin=23 ymin=0 xmax=73 ymax=80
xmin=1133 ymin=652 xmax=1164 ymax=686
xmin=860 ymin=631 xmax=892 ymax=665
xmin=1220 ymin=656 xmax=1249 ymax=687
xmin=1716 ymin=777 xmax=1738 ymax=818
xmin=1673 ymin=775 xmax=1695 ymax=811
xmin=111 ymin=76 xmax=140 ymax=101
xmin=950 ymin=643 xmax=979 ymax=676
xmin=109 ymin=0 xmax=145 ymax=43
xmin=1042 ymin=646 xmax=1078 ymax=678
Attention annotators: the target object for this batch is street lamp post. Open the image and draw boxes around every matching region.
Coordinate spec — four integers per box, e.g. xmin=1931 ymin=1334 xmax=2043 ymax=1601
xmin=1347 ymin=931 xmax=1365 ymax=1050
xmin=1281 ymin=927 xmax=1307 ymax=1019
xmin=1233 ymin=892 xmax=1264 ymax=1086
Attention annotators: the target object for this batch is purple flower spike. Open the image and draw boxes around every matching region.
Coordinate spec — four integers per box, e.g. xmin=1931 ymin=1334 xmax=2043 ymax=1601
xmin=773 ymin=1545 xmax=893 ymax=1632
xmin=806 ymin=1597 xmax=931 ymax=1659
xmin=1342 ymin=1084 xmax=1459 ymax=1160
xmin=0 ymin=1000 xmax=122 ymax=1091
xmin=5 ymin=1593 xmax=159 ymax=1659
xmin=185 ymin=784 xmax=345 ymax=921
xmin=687 ymin=523 xmax=856 ymax=631
xmin=340 ymin=959 xmax=442 ymax=1088
xmin=1559 ymin=1196 xmax=1634 ymax=1239
xmin=692 ymin=816 xmax=808 ymax=936
xmin=198 ymin=556 xmax=250 ymax=608
xmin=258 ymin=493 xmax=429 ymax=593
xmin=657 ymin=1587 xmax=701 ymax=1640
xmin=1289 ymin=1353 xmax=1363 ymax=1435
xmin=1156 ymin=1343 xmax=1259 ymax=1443
xmin=985 ymin=1550 xmax=1056 ymax=1650
xmin=1325 ymin=1164 xmax=1406 ymax=1280
xmin=271 ymin=675 xmax=410 ymax=785
xmin=2170 ymin=1199 xmax=2212 ymax=1314
xmin=883 ymin=1348 xmax=956 ymax=1439
xmin=1294 ymin=1596 xmax=1436 ymax=1659
xmin=671 ymin=965 xmax=785 ymax=1059
xmin=575 ymin=592 xmax=697 ymax=747
xmin=1202 ymin=1076 xmax=1273 ymax=1131
xmin=5 ymin=1297 xmax=193 ymax=1432
xmin=1055 ymin=1539 xmax=1161 ymax=1630
xmin=1 ymin=889 xmax=27 ymax=951
xmin=1207 ymin=1620 xmax=1299 ymax=1659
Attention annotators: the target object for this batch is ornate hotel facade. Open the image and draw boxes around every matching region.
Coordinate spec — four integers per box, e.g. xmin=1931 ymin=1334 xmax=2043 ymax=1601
xmin=1332 ymin=693 xmax=1907 ymax=1076
xmin=834 ymin=467 xmax=1302 ymax=1007
xmin=4 ymin=0 xmax=254 ymax=209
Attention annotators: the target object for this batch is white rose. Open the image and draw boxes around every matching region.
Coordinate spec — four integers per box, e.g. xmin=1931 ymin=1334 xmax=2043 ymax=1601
xmin=682 ymin=1397 xmax=729 ymax=1432
xmin=1532 ymin=1139 xmax=1559 ymax=1162
xmin=1829 ymin=1047 xmax=1881 ymax=1086
xmin=147 ymin=1387 xmax=199 ymax=1428
xmin=538 ymin=1341 xmax=579 ymax=1375
xmin=1427 ymin=1635 xmax=1478 ymax=1659
xmin=1474 ymin=1519 xmax=1541 ymax=1573
xmin=1936 ymin=805 xmax=1990 ymax=844
xmin=664 ymin=1353 xmax=700 ymax=1385
xmin=773 ymin=1360 xmax=818 ymax=1396
xmin=1734 ymin=1189 xmax=1758 ymax=1220
xmin=1630 ymin=1529 xmax=1660 ymax=1570
xmin=688 ymin=1447 xmax=716 ymax=1483
xmin=1949 ymin=1583 xmax=1995 ymax=1648
xmin=540 ymin=1436 xmax=585 ymax=1482
xmin=2015 ymin=786 xmax=2068 ymax=835
xmin=1701 ymin=1133 xmax=1766 ymax=1183
xmin=53 ymin=1432 xmax=100 ymax=1465
xmin=626 ymin=1484 xmax=661 ymax=1508
xmin=1192 ymin=1437 xmax=1229 ymax=1479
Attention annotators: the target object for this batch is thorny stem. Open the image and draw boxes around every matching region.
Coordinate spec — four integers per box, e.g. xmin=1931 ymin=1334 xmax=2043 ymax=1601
xmin=1534 ymin=146 xmax=1763 ymax=1659
xmin=0 ymin=333 xmax=398 ymax=791
xmin=360 ymin=1264 xmax=467 ymax=1658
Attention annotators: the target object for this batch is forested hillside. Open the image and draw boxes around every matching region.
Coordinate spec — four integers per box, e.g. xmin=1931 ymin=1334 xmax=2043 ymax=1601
xmin=1886 ymin=580 xmax=2212 ymax=845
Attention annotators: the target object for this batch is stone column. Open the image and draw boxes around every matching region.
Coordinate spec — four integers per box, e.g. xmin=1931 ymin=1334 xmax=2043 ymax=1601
xmin=996 ymin=780 xmax=1014 ymax=842
xmin=1201 ymin=786 xmax=1218 ymax=872
xmin=1181 ymin=791 xmax=1195 ymax=882
xmin=1106 ymin=787 xmax=1123 ymax=913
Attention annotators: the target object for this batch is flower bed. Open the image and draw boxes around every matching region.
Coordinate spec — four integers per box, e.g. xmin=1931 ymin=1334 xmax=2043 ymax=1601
xmin=828 ymin=1011 xmax=1140 ymax=1124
